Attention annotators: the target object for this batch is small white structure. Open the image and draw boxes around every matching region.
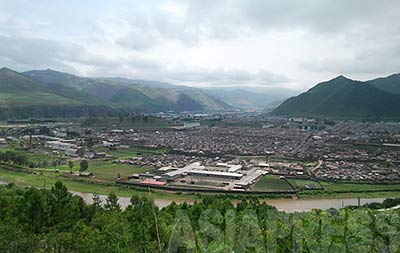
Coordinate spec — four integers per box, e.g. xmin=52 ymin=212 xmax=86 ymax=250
xmin=111 ymin=129 xmax=124 ymax=134
xmin=102 ymin=141 xmax=117 ymax=148
xmin=262 ymin=124 xmax=274 ymax=129
xmin=0 ymin=138 xmax=8 ymax=147
xmin=312 ymin=135 xmax=322 ymax=140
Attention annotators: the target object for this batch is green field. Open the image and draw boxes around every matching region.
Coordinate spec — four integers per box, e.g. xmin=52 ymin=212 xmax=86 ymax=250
xmin=0 ymin=146 xmax=60 ymax=163
xmin=320 ymin=181 xmax=400 ymax=192
xmin=0 ymin=167 xmax=194 ymax=200
xmin=38 ymin=159 xmax=153 ymax=182
xmin=1 ymin=144 xmax=167 ymax=182
xmin=252 ymin=175 xmax=294 ymax=191
xmin=286 ymin=178 xmax=321 ymax=189
xmin=86 ymin=160 xmax=152 ymax=181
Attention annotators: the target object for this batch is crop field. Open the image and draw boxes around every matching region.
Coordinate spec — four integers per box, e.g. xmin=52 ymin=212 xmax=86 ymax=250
xmin=286 ymin=178 xmax=321 ymax=189
xmin=252 ymin=175 xmax=294 ymax=191
xmin=86 ymin=160 xmax=152 ymax=181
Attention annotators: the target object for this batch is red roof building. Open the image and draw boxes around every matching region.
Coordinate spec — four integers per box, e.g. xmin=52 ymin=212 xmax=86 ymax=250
xmin=139 ymin=179 xmax=167 ymax=186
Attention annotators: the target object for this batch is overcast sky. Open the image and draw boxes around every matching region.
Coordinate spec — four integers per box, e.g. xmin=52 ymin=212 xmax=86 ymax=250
xmin=1 ymin=0 xmax=399 ymax=90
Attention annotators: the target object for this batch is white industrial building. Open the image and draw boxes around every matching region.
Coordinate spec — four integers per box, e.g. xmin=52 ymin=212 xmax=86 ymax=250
xmin=163 ymin=162 xmax=244 ymax=179
xmin=189 ymin=170 xmax=243 ymax=179
xmin=46 ymin=141 xmax=77 ymax=151
xmin=158 ymin=160 xmax=269 ymax=190
xmin=234 ymin=169 xmax=266 ymax=189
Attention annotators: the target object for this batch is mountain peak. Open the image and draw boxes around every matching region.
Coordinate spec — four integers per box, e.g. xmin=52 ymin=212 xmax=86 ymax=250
xmin=26 ymin=68 xmax=71 ymax=75
xmin=0 ymin=67 xmax=22 ymax=77
xmin=44 ymin=68 xmax=61 ymax=73
xmin=273 ymin=73 xmax=400 ymax=120
xmin=332 ymin=75 xmax=351 ymax=81
xmin=0 ymin=67 xmax=15 ymax=73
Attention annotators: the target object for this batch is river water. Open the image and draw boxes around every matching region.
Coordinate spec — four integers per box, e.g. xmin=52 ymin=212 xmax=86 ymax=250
xmin=70 ymin=191 xmax=388 ymax=213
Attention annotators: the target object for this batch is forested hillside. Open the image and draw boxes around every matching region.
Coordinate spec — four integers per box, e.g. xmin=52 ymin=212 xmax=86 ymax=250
xmin=273 ymin=75 xmax=400 ymax=120
xmin=0 ymin=68 xmax=230 ymax=120
xmin=0 ymin=182 xmax=398 ymax=252
xmin=368 ymin=73 xmax=400 ymax=95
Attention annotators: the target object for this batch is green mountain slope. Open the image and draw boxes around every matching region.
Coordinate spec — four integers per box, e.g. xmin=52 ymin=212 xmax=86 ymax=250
xmin=0 ymin=68 xmax=115 ymax=119
xmin=0 ymin=68 xmax=81 ymax=106
xmin=23 ymin=69 xmax=96 ymax=91
xmin=24 ymin=69 xmax=230 ymax=112
xmin=367 ymin=73 xmax=400 ymax=95
xmin=272 ymin=75 xmax=400 ymax=120
xmin=0 ymin=68 xmax=231 ymax=119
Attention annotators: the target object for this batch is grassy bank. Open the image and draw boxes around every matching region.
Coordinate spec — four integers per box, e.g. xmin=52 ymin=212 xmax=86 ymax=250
xmin=0 ymin=167 xmax=197 ymax=201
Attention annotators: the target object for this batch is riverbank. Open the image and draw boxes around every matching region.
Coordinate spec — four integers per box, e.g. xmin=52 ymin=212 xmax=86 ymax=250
xmin=71 ymin=191 xmax=388 ymax=212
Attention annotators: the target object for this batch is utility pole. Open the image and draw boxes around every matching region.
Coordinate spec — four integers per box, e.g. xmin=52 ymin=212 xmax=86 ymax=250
xmin=29 ymin=129 xmax=33 ymax=150
xmin=148 ymin=187 xmax=162 ymax=253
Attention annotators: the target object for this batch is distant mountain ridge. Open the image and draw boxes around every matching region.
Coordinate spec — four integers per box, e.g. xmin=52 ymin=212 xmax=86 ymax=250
xmin=0 ymin=67 xmax=230 ymax=120
xmin=98 ymin=77 xmax=180 ymax=89
xmin=204 ymin=88 xmax=298 ymax=110
xmin=6 ymin=67 xmax=400 ymax=120
xmin=272 ymin=73 xmax=400 ymax=120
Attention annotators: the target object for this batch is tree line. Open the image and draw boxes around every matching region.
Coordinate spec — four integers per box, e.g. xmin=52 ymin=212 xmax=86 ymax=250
xmin=0 ymin=182 xmax=399 ymax=252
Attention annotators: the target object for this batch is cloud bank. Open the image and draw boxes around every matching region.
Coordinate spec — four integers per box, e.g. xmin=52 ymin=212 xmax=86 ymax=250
xmin=0 ymin=0 xmax=399 ymax=90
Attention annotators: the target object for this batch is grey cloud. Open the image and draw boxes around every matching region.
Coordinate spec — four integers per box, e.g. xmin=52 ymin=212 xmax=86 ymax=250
xmin=89 ymin=0 xmax=400 ymax=58
xmin=1 ymin=0 xmax=399 ymax=89
xmin=155 ymin=0 xmax=400 ymax=43
xmin=299 ymin=32 xmax=400 ymax=76
xmin=0 ymin=35 xmax=74 ymax=71
xmin=236 ymin=0 xmax=399 ymax=33
xmin=166 ymin=67 xmax=289 ymax=86
xmin=0 ymin=35 xmax=107 ymax=72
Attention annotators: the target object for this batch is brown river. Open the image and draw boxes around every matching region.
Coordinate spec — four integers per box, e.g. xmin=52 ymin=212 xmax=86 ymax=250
xmin=71 ymin=191 xmax=389 ymax=213
xmin=0 ymin=179 xmax=390 ymax=213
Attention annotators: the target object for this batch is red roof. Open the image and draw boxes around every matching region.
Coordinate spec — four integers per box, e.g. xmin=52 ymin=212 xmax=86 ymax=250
xmin=140 ymin=179 xmax=166 ymax=186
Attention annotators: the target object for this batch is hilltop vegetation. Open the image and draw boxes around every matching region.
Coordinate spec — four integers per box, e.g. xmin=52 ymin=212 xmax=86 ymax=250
xmin=368 ymin=73 xmax=400 ymax=95
xmin=0 ymin=68 xmax=230 ymax=120
xmin=24 ymin=68 xmax=230 ymax=112
xmin=273 ymin=74 xmax=400 ymax=120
